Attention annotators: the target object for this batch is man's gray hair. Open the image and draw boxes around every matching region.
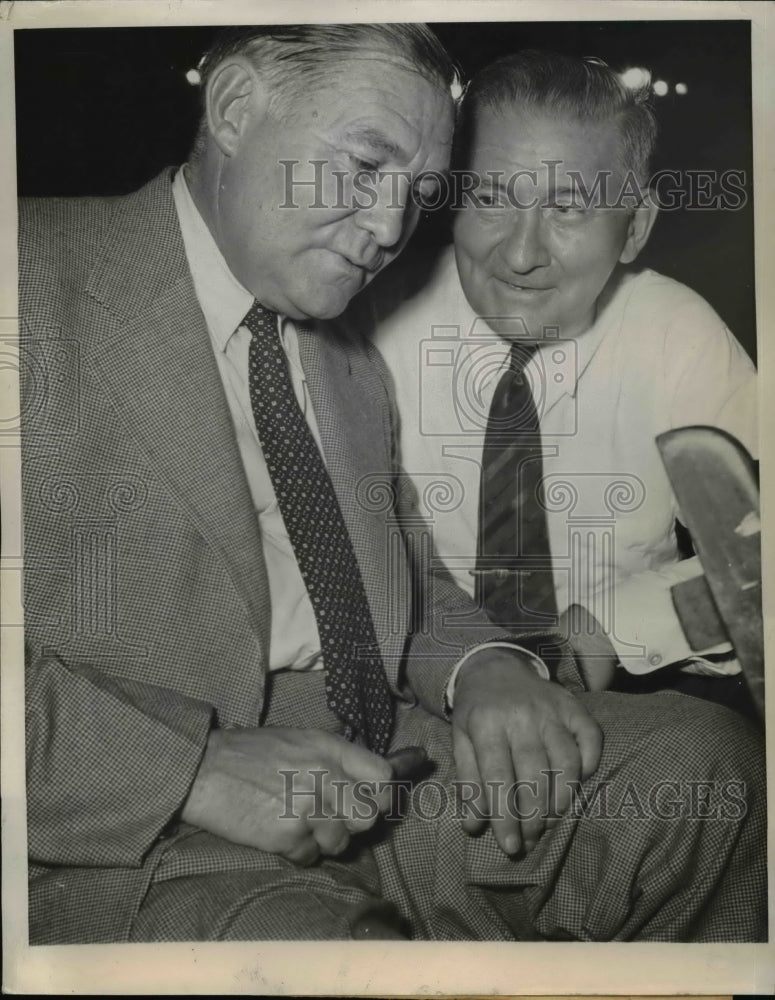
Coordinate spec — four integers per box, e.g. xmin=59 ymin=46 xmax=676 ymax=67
xmin=190 ymin=23 xmax=459 ymax=159
xmin=455 ymin=49 xmax=657 ymax=185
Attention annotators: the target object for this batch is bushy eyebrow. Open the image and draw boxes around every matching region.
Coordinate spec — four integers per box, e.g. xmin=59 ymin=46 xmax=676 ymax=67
xmin=341 ymin=125 xmax=406 ymax=161
xmin=546 ymin=183 xmax=576 ymax=198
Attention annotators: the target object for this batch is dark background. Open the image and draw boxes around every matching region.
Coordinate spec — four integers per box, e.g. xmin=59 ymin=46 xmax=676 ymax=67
xmin=14 ymin=20 xmax=756 ymax=359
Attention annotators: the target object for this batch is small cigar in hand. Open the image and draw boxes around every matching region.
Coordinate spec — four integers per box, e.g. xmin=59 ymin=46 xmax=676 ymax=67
xmin=385 ymin=745 xmax=427 ymax=779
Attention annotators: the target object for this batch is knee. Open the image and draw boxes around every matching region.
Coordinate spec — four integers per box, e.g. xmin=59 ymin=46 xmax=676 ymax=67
xmin=589 ymin=691 xmax=764 ymax=795
xmin=655 ymin=695 xmax=763 ymax=781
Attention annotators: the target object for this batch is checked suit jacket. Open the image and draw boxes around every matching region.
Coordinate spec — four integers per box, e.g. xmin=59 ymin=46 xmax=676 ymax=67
xmin=20 ymin=169 xmax=522 ymax=942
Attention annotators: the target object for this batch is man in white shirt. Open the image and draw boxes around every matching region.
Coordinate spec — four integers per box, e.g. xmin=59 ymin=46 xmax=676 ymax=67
xmin=21 ymin=31 xmax=765 ymax=944
xmin=372 ymin=48 xmax=758 ymax=700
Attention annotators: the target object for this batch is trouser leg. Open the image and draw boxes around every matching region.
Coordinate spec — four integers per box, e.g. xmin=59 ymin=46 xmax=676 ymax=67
xmin=375 ymin=691 xmax=766 ymax=942
xmin=129 ymin=678 xmax=766 ymax=942
xmin=494 ymin=691 xmax=766 ymax=941
xmin=128 ymin=829 xmax=406 ymax=941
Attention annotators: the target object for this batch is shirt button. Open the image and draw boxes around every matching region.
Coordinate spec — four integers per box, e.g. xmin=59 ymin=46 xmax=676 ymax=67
xmin=649 ymin=653 xmax=663 ymax=667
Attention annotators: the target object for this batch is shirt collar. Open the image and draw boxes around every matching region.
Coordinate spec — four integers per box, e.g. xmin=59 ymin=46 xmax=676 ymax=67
xmin=461 ymin=291 xmax=612 ymax=400
xmin=172 ymin=166 xmax=255 ymax=351
xmin=562 ymin=277 xmax=621 ymax=398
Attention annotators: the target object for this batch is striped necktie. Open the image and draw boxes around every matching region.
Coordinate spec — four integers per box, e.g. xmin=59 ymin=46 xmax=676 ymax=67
xmin=244 ymin=302 xmax=393 ymax=754
xmin=475 ymin=341 xmax=558 ymax=629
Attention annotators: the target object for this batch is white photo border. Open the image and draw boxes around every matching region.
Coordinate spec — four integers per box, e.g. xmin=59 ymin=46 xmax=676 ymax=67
xmin=2 ymin=1 xmax=773 ymax=994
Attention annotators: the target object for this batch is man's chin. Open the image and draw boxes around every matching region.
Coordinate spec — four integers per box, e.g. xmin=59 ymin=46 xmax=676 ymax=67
xmin=481 ymin=315 xmax=545 ymax=342
xmin=283 ymin=292 xmax=353 ymax=324
xmin=296 ymin=280 xmax=379 ymax=323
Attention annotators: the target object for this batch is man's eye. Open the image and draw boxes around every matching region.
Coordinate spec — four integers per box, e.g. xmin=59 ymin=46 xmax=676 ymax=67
xmin=470 ymin=189 xmax=511 ymax=213
xmin=348 ymin=153 xmax=380 ymax=175
xmin=545 ymin=202 xmax=585 ymax=215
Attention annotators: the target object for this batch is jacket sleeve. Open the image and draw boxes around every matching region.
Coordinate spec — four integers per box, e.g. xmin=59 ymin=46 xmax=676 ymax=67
xmin=25 ymin=648 xmax=214 ymax=868
xmin=19 ymin=192 xmax=220 ymax=870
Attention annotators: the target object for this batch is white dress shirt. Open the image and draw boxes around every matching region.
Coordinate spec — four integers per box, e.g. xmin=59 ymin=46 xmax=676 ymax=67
xmin=173 ymin=168 xmax=324 ymax=672
xmin=372 ymin=245 xmax=758 ymax=675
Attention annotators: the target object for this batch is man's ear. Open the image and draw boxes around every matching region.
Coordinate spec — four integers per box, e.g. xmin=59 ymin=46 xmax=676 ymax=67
xmin=205 ymin=57 xmax=270 ymax=157
xmin=619 ymin=197 xmax=659 ymax=264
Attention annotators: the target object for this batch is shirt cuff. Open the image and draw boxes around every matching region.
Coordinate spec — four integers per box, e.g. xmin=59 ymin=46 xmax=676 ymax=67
xmin=445 ymin=641 xmax=550 ymax=711
xmin=680 ymin=655 xmax=742 ymax=677
xmin=598 ymin=556 xmax=733 ymax=674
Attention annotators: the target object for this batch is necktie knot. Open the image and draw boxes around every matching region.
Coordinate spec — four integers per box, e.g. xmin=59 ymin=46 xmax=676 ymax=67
xmin=507 ymin=340 xmax=539 ymax=378
xmin=243 ymin=300 xmax=279 ymax=340
xmin=503 ymin=341 xmax=539 ymax=395
xmin=489 ymin=341 xmax=541 ymax=434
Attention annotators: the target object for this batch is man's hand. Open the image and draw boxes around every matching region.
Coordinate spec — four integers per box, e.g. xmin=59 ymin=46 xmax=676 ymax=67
xmin=560 ymin=604 xmax=620 ymax=692
xmin=452 ymin=648 xmax=603 ymax=857
xmin=181 ymin=727 xmax=394 ymax=865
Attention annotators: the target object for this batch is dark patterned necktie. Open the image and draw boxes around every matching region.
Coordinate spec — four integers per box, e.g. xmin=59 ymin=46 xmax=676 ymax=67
xmin=475 ymin=341 xmax=558 ymax=629
xmin=244 ymin=302 xmax=393 ymax=754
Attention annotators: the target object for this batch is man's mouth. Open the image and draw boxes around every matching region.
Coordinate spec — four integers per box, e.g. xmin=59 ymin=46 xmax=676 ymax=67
xmin=497 ymin=278 xmax=552 ymax=293
xmin=342 ymin=251 xmax=383 ymax=273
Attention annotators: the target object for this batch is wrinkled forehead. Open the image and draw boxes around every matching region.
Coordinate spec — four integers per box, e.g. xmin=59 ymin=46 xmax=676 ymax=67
xmin=324 ymin=50 xmax=454 ymax=106
xmin=307 ymin=54 xmax=455 ymax=157
xmin=280 ymin=44 xmax=452 ymax=97
xmin=468 ymin=100 xmax=628 ymax=180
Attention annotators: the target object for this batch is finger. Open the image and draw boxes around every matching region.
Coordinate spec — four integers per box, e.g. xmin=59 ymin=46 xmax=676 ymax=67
xmin=312 ymin=767 xmax=384 ymax=835
xmin=452 ymin=726 xmax=487 ymax=835
xmin=564 ymin=702 xmax=604 ymax=779
xmin=336 ymin=738 xmax=394 ymax=783
xmin=338 ymin=779 xmax=389 ymax=835
xmin=310 ymin=737 xmax=394 ymax=824
xmin=283 ymin=834 xmax=320 ymax=867
xmin=540 ymin=719 xmax=583 ymax=832
xmin=309 ymin=814 xmax=352 ymax=857
xmin=577 ymin=652 xmax=617 ymax=693
xmin=507 ymin=731 xmax=549 ymax=853
xmin=386 ymin=746 xmax=427 ymax=779
xmin=468 ymin=719 xmax=523 ymax=855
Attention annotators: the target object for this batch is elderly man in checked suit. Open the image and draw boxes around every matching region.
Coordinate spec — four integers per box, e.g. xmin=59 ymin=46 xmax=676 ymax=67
xmin=20 ymin=24 xmax=765 ymax=944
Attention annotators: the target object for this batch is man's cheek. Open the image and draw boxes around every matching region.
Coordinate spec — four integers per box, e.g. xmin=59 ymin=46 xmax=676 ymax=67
xmin=452 ymin=214 xmax=479 ymax=254
xmin=463 ymin=228 xmax=498 ymax=269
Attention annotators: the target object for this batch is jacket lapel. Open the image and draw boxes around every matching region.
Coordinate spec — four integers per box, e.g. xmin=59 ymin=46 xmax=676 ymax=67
xmin=82 ymin=172 xmax=271 ymax=659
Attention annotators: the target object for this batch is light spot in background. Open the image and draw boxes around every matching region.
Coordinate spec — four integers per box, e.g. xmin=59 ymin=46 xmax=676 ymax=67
xmin=675 ymin=82 xmax=688 ymax=95
xmin=619 ymin=66 xmax=651 ymax=90
xmin=653 ymin=79 xmax=669 ymax=97
xmin=185 ymin=68 xmax=201 ymax=86
xmin=451 ymin=78 xmax=464 ymax=100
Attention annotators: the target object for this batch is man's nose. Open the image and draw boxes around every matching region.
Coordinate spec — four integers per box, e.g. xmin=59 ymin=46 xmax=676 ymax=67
xmin=501 ymin=208 xmax=551 ymax=272
xmin=356 ymin=174 xmax=411 ymax=249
